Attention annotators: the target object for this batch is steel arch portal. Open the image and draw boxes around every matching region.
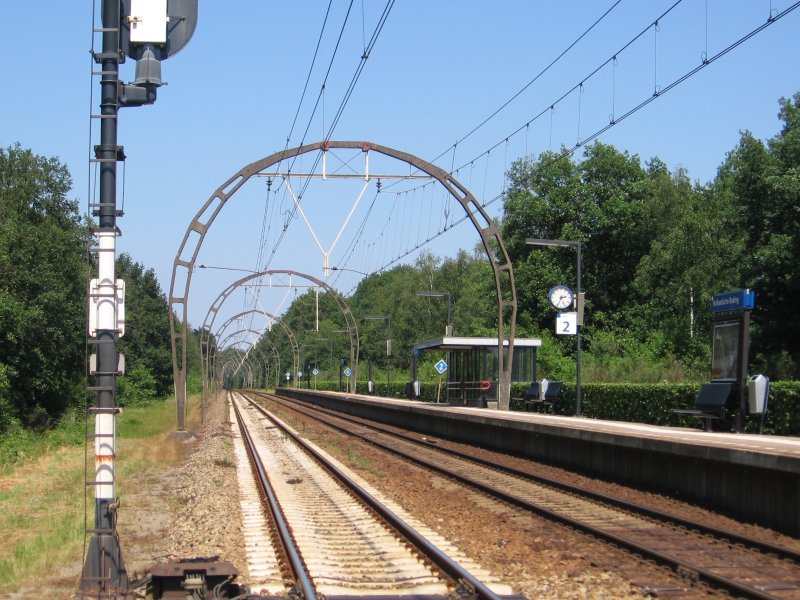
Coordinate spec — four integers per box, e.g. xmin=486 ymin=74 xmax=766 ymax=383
xmin=194 ymin=270 xmax=359 ymax=430
xmin=169 ymin=141 xmax=517 ymax=430
xmin=208 ymin=311 xmax=300 ymax=394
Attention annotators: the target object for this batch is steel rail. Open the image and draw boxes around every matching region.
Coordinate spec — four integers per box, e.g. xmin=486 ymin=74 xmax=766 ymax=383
xmin=230 ymin=395 xmax=317 ymax=600
xmin=258 ymin=391 xmax=800 ymax=564
xmin=253 ymin=391 xmax=796 ymax=600
xmin=240 ymin=394 xmax=504 ymax=600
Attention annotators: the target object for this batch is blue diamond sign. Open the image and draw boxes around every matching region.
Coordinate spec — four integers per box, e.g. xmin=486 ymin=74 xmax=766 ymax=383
xmin=343 ymin=367 xmax=352 ymax=377
xmin=312 ymin=368 xmax=319 ymax=376
xmin=435 ymin=359 xmax=448 ymax=374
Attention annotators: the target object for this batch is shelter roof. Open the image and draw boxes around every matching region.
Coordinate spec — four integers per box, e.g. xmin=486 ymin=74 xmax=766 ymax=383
xmin=413 ymin=336 xmax=542 ymax=352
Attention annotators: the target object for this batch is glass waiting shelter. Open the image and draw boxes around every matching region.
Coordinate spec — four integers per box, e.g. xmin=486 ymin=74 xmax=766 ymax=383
xmin=412 ymin=336 xmax=541 ymax=407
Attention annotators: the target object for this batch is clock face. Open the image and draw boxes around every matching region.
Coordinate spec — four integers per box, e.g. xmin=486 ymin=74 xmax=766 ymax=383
xmin=548 ymin=285 xmax=574 ymax=310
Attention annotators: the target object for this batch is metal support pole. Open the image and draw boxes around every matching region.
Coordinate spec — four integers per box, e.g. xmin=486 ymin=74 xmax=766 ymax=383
xmin=738 ymin=310 xmax=751 ymax=433
xmin=576 ymin=242 xmax=582 ymax=417
xmin=82 ymin=0 xmax=128 ymax=592
xmin=526 ymin=238 xmax=583 ymax=417
xmin=387 ymin=317 xmax=392 ymax=397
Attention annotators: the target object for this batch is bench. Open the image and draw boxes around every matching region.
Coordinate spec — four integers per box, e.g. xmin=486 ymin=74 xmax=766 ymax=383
xmin=519 ymin=380 xmax=562 ymax=413
xmin=672 ymin=382 xmax=733 ymax=431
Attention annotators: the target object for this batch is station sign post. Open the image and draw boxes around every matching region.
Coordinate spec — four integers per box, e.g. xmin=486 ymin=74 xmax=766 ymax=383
xmin=711 ymin=289 xmax=755 ymax=433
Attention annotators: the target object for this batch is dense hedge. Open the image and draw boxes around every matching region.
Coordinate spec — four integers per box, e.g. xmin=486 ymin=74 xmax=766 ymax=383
xmin=285 ymin=379 xmax=800 ymax=436
xmin=507 ymin=381 xmax=800 ymax=436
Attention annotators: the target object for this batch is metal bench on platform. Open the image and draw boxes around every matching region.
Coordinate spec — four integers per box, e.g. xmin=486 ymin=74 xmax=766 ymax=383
xmin=673 ymin=382 xmax=733 ymax=431
xmin=520 ymin=380 xmax=562 ymax=412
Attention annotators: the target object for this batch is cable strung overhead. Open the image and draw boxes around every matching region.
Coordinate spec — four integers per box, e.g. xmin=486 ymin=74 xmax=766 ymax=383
xmin=341 ymin=1 xmax=799 ymax=279
xmin=429 ymin=0 xmax=625 ymax=168
xmin=254 ymin=0 xmax=397 ymax=286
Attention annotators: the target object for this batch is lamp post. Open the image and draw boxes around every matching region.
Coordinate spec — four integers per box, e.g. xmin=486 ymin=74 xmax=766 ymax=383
xmin=315 ymin=337 xmax=333 ymax=381
xmin=525 ymin=238 xmax=583 ymax=417
xmin=364 ymin=316 xmax=392 ymax=396
xmin=301 ymin=343 xmax=316 ymax=389
xmin=415 ymin=291 xmax=453 ymax=337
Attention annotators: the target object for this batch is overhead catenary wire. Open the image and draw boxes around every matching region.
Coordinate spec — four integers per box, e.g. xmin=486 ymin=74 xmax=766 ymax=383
xmin=257 ymin=0 xmax=396 ymax=285
xmin=323 ymin=0 xmax=396 ymax=142
xmin=432 ymin=0 xmax=624 ymax=169
xmin=262 ymin=2 xmax=797 ymax=304
xmin=252 ymin=1 xmax=351 ymax=279
xmin=364 ymin=1 xmax=800 ymax=276
xmin=284 ymin=0 xmax=335 ymax=151
xmin=289 ymin=0 xmax=395 ymax=209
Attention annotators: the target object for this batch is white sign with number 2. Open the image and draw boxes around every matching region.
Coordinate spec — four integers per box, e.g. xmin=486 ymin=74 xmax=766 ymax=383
xmin=556 ymin=312 xmax=578 ymax=335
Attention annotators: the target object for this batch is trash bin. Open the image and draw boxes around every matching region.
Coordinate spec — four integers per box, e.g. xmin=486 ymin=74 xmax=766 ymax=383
xmin=748 ymin=374 xmax=769 ymax=414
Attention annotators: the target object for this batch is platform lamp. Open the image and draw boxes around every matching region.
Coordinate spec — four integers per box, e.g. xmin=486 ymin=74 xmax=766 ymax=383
xmin=315 ymin=337 xmax=333 ymax=381
xmin=415 ymin=291 xmax=453 ymax=337
xmin=332 ymin=328 xmax=351 ymax=391
xmin=525 ymin=238 xmax=583 ymax=417
xmin=364 ymin=316 xmax=392 ymax=396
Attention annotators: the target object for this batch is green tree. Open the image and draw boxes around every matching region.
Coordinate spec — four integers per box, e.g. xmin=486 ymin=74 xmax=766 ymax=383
xmin=716 ymin=93 xmax=800 ymax=377
xmin=0 ymin=144 xmax=90 ymax=428
xmin=633 ymin=168 xmax=741 ymax=363
xmin=115 ymin=253 xmax=173 ymax=400
xmin=502 ymin=143 xmax=650 ymax=332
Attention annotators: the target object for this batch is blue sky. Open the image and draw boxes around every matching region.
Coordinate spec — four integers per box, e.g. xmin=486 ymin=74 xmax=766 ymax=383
xmin=2 ymin=1 xmax=798 ymax=339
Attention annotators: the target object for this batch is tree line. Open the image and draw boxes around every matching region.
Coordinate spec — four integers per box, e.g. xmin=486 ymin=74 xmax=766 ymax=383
xmin=0 ymin=144 xmax=186 ymax=432
xmin=2 ymin=91 xmax=798 ymax=430
xmin=255 ymin=92 xmax=800 ymax=386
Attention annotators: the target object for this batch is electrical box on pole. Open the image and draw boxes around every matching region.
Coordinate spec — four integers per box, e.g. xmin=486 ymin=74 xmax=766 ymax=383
xmin=128 ymin=0 xmax=168 ymax=44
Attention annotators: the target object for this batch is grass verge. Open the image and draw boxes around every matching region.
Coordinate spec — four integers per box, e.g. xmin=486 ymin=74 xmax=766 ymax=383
xmin=0 ymin=394 xmax=200 ymax=594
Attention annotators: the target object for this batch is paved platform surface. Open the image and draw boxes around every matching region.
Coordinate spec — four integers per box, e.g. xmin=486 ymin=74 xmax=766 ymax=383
xmin=288 ymin=388 xmax=800 ymax=463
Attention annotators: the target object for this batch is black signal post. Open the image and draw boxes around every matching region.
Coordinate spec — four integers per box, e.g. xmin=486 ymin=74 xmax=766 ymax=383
xmin=81 ymin=1 xmax=196 ymax=595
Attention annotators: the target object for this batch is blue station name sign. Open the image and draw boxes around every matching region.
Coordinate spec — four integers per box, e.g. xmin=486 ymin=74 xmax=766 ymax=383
xmin=712 ymin=289 xmax=755 ymax=313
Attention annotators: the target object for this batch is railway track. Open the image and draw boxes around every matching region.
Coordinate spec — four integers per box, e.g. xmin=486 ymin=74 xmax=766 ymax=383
xmin=248 ymin=390 xmax=800 ymax=600
xmin=228 ymin=391 xmax=515 ymax=599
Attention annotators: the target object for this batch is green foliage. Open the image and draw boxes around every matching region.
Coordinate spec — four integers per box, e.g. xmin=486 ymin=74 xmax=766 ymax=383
xmin=0 ymin=144 xmax=90 ymax=429
xmin=580 ymin=329 xmax=703 ymax=383
xmin=507 ymin=380 xmax=799 ymax=435
xmin=116 ymin=254 xmax=173 ymax=397
xmin=715 ymin=92 xmax=800 ymax=376
xmin=0 ymin=408 xmax=84 ymax=470
xmin=116 ymin=363 xmax=158 ymax=406
xmin=186 ymin=369 xmax=203 ymax=395
xmin=633 ymin=169 xmax=742 ymax=357
xmin=533 ymin=329 xmax=575 ymax=380
xmin=758 ymin=381 xmax=800 ymax=436
xmin=0 ymin=363 xmax=15 ymax=430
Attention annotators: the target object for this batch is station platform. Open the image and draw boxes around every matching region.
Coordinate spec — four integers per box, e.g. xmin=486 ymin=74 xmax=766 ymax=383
xmin=275 ymin=387 xmax=800 ymax=537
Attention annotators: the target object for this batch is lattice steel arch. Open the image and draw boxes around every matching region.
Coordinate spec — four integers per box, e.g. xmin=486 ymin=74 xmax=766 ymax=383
xmin=192 ymin=269 xmax=359 ymax=431
xmin=209 ymin=313 xmax=299 ymax=397
xmin=169 ymin=141 xmax=517 ymax=428
xmin=219 ymin=351 xmax=254 ymax=389
xmin=201 ymin=303 xmax=300 ymax=408
xmin=215 ymin=330 xmax=261 ymax=385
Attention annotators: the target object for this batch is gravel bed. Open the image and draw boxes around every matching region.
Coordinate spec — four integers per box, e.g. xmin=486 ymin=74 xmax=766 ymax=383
xmin=160 ymin=393 xmax=248 ymax=573
xmin=261 ymin=399 xmax=687 ymax=599
xmin=120 ymin=392 xmax=770 ymax=598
